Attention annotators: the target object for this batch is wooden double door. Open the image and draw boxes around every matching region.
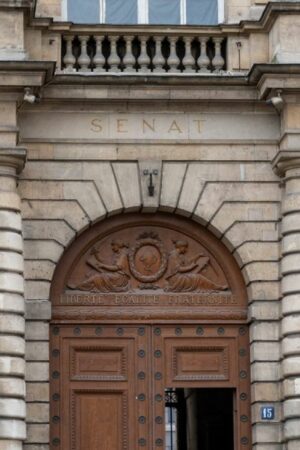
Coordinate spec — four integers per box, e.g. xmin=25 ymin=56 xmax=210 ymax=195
xmin=50 ymin=323 xmax=251 ymax=450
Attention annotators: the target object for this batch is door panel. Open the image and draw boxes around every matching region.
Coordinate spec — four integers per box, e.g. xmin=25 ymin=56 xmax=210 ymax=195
xmin=73 ymin=389 xmax=126 ymax=450
xmin=50 ymin=324 xmax=251 ymax=450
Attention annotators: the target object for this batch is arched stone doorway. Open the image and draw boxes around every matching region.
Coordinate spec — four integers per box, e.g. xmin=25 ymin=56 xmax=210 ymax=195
xmin=50 ymin=213 xmax=251 ymax=450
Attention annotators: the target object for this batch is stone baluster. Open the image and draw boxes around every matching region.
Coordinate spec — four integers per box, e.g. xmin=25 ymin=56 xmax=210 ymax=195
xmin=153 ymin=36 xmax=165 ymax=73
xmin=197 ymin=37 xmax=210 ymax=72
xmin=0 ymin=148 xmax=26 ymax=450
xmin=168 ymin=36 xmax=180 ymax=73
xmin=93 ymin=36 xmax=105 ymax=72
xmin=78 ymin=35 xmax=91 ymax=72
xmin=182 ymin=36 xmax=195 ymax=73
xmin=63 ymin=35 xmax=76 ymax=71
xmin=108 ymin=35 xmax=120 ymax=72
xmin=123 ymin=35 xmax=136 ymax=73
xmin=138 ymin=36 xmax=150 ymax=73
xmin=212 ymin=37 xmax=225 ymax=72
xmin=275 ymin=156 xmax=300 ymax=450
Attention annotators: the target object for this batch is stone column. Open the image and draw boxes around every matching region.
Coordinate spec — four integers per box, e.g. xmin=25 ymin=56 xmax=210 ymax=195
xmin=275 ymin=156 xmax=300 ymax=450
xmin=0 ymin=148 xmax=26 ymax=450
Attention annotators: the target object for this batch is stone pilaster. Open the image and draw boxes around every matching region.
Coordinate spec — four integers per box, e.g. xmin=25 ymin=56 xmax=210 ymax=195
xmin=0 ymin=148 xmax=26 ymax=450
xmin=274 ymin=155 xmax=300 ymax=450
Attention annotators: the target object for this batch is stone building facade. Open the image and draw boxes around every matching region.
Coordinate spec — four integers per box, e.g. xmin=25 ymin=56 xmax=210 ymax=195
xmin=1 ymin=0 xmax=300 ymax=449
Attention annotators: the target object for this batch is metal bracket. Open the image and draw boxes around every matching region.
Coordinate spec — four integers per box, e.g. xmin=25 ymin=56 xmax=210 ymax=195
xmin=143 ymin=169 xmax=159 ymax=197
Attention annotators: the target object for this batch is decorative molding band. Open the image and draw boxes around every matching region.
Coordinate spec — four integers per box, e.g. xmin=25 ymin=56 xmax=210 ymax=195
xmin=0 ymin=148 xmax=27 ymax=174
xmin=272 ymin=152 xmax=300 ymax=177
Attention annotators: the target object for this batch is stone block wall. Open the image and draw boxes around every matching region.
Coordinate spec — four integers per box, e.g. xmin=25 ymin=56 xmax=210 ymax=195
xmin=17 ymin=102 xmax=282 ymax=447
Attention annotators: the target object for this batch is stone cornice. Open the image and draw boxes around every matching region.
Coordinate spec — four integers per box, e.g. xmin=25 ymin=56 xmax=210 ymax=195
xmin=272 ymin=152 xmax=300 ymax=177
xmin=249 ymin=64 xmax=300 ymax=99
xmin=0 ymin=61 xmax=55 ymax=88
xmin=0 ymin=0 xmax=31 ymax=9
xmin=0 ymin=148 xmax=26 ymax=174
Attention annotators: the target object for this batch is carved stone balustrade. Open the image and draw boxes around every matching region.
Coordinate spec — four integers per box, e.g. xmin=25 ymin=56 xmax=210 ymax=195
xmin=61 ymin=32 xmax=226 ymax=74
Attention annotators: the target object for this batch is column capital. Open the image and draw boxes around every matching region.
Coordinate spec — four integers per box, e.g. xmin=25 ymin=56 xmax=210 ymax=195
xmin=272 ymin=151 xmax=300 ymax=177
xmin=0 ymin=148 xmax=26 ymax=175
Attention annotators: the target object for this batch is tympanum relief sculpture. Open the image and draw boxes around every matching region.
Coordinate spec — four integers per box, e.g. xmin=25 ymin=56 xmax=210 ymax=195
xmin=67 ymin=231 xmax=228 ymax=294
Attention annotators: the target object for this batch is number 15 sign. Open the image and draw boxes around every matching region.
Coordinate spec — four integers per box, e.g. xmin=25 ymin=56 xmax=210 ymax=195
xmin=261 ymin=406 xmax=275 ymax=420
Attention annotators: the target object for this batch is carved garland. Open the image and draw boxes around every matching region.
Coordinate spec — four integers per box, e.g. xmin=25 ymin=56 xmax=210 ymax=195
xmin=128 ymin=236 xmax=168 ymax=283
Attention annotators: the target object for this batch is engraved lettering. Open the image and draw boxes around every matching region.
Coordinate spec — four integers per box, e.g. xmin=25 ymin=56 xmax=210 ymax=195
xmin=143 ymin=119 xmax=156 ymax=133
xmin=117 ymin=119 xmax=129 ymax=133
xmin=168 ymin=120 xmax=183 ymax=134
xmin=193 ymin=119 xmax=206 ymax=134
xmin=90 ymin=118 xmax=103 ymax=132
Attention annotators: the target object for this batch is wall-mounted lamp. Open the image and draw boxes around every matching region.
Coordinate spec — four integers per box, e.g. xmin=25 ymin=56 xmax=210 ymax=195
xmin=143 ymin=169 xmax=158 ymax=197
xmin=24 ymin=87 xmax=40 ymax=104
xmin=266 ymin=89 xmax=284 ymax=114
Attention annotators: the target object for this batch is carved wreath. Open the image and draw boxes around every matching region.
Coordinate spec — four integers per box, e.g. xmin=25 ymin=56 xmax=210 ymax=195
xmin=128 ymin=237 xmax=168 ymax=283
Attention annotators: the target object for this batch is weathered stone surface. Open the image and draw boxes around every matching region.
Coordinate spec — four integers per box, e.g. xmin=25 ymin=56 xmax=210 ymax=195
xmin=26 ymin=383 xmax=49 ymax=403
xmin=24 ymin=261 xmax=55 ymax=282
xmin=25 ymin=342 xmax=48 ymax=361
xmin=282 ymin=294 xmax=300 ymax=316
xmin=0 ymin=272 xmax=24 ymax=294
xmin=0 ymin=251 xmax=23 ymax=273
xmin=250 ymin=322 xmax=279 ymax=341
xmin=26 ymin=404 xmax=49 ymax=423
xmin=25 ymin=322 xmax=49 ymax=341
xmin=251 ymin=382 xmax=281 ymax=402
xmin=23 ymin=240 xmax=62 ymax=264
xmin=113 ymin=162 xmax=140 ymax=211
xmin=0 ymin=211 xmax=22 ymax=232
xmin=282 ymin=274 xmax=300 ymax=295
xmin=252 ymin=422 xmax=282 ymax=444
xmin=0 ymin=192 xmax=21 ymax=211
xmin=0 ymin=440 xmax=23 ymax=450
xmin=25 ymin=362 xmax=49 ymax=382
xmin=83 ymin=162 xmax=122 ymax=214
xmin=284 ymin=419 xmax=300 ymax=439
xmin=0 ymin=420 xmax=26 ymax=440
xmin=284 ymin=399 xmax=300 ymax=419
xmin=177 ymin=164 xmax=205 ymax=216
xmin=24 ymin=281 xmax=50 ymax=301
xmin=0 ymin=378 xmax=25 ymax=397
xmin=0 ymin=399 xmax=26 ymax=419
xmin=23 ymin=220 xmax=74 ymax=247
xmin=251 ymin=342 xmax=281 ymax=362
xmin=249 ymin=301 xmax=280 ymax=321
xmin=0 ymin=356 xmax=25 ymax=376
xmin=0 ymin=314 xmax=25 ymax=335
xmin=160 ymin=162 xmax=187 ymax=211
xmin=0 ymin=232 xmax=23 ymax=253
xmin=0 ymin=336 xmax=25 ymax=356
xmin=25 ymin=424 xmax=49 ymax=444
xmin=22 ymin=200 xmax=89 ymax=233
xmin=25 ymin=301 xmax=51 ymax=321
xmin=251 ymin=362 xmax=280 ymax=382
xmin=282 ymin=356 xmax=300 ymax=377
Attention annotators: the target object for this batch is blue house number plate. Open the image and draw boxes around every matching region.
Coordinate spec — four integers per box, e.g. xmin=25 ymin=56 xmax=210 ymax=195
xmin=261 ymin=406 xmax=275 ymax=420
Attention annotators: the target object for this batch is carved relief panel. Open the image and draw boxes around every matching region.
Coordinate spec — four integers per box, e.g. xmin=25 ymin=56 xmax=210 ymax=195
xmin=51 ymin=214 xmax=247 ymax=321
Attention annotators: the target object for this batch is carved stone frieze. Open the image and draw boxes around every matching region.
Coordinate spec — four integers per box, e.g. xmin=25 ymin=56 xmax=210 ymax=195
xmin=67 ymin=228 xmax=228 ymax=295
xmin=51 ymin=214 xmax=247 ymax=321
